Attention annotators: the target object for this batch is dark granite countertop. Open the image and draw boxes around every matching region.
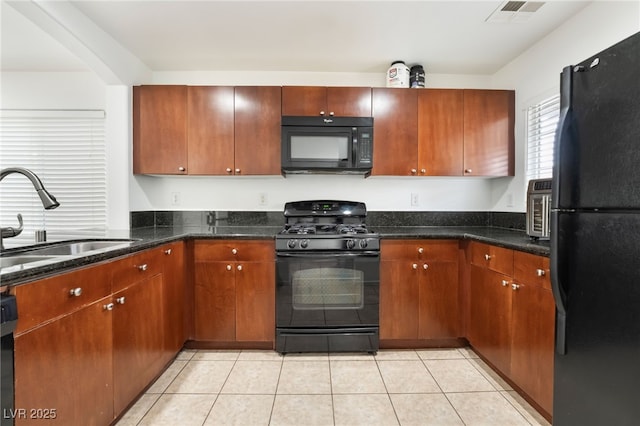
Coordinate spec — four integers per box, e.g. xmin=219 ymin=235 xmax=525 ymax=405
xmin=1 ymin=224 xmax=549 ymax=287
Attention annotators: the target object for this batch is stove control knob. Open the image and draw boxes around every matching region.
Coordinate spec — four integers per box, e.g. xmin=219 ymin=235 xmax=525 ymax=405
xmin=345 ymin=239 xmax=356 ymax=249
xmin=300 ymin=239 xmax=309 ymax=249
xmin=287 ymin=239 xmax=297 ymax=249
xmin=359 ymin=239 xmax=368 ymax=249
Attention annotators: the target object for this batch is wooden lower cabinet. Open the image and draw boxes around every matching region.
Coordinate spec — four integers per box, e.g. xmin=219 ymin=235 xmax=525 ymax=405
xmin=380 ymin=240 xmax=460 ymax=343
xmin=161 ymin=242 xmax=186 ymax=360
xmin=14 ymin=296 xmax=113 ymax=426
xmin=466 ymin=242 xmax=554 ymax=418
xmin=193 ymin=240 xmax=275 ymax=345
xmin=112 ymin=273 xmax=165 ymax=415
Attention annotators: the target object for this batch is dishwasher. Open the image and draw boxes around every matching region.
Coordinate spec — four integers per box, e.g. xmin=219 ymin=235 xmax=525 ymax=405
xmin=1 ymin=294 xmax=18 ymax=426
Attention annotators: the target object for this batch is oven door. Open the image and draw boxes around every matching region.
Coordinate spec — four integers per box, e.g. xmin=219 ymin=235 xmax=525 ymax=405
xmin=276 ymin=251 xmax=379 ymax=329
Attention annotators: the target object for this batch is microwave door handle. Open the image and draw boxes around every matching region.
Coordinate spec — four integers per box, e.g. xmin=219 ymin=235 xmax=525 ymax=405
xmin=352 ymin=133 xmax=358 ymax=165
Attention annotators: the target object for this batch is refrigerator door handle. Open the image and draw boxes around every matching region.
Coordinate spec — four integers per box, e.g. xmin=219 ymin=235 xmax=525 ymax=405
xmin=552 ymin=66 xmax=573 ymax=211
xmin=550 ymin=210 xmax=568 ymax=355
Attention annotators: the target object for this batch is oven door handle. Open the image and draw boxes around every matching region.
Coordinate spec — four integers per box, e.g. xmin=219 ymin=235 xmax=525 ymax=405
xmin=276 ymin=251 xmax=380 ymax=258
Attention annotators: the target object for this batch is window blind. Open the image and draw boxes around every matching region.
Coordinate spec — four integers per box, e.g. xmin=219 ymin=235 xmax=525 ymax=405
xmin=0 ymin=110 xmax=107 ymax=246
xmin=526 ymin=94 xmax=560 ymax=180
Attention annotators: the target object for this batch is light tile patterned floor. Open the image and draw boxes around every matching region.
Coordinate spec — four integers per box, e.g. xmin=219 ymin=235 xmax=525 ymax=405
xmin=116 ymin=348 xmax=551 ymax=426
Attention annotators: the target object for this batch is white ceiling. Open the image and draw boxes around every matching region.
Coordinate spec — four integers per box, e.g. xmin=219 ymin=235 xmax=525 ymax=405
xmin=2 ymin=0 xmax=592 ymax=76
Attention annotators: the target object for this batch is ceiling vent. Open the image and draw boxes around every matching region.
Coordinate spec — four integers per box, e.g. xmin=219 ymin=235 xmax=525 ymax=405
xmin=486 ymin=1 xmax=545 ymax=23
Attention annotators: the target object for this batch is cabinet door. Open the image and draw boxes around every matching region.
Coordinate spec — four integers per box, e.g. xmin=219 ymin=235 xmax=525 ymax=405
xmin=133 ymin=85 xmax=188 ymax=174
xmin=468 ymin=266 xmax=512 ymax=374
xmin=511 ymin=283 xmax=555 ymax=415
xmin=187 ymin=86 xmax=235 ymax=175
xmin=235 ymin=261 xmax=275 ymax=342
xmin=112 ymin=274 xmax=165 ymax=415
xmin=282 ymin=86 xmax=327 ymax=116
xmin=463 ymin=90 xmax=515 ymax=176
xmin=14 ymin=297 xmax=113 ymax=426
xmin=234 ymin=86 xmax=281 ymax=175
xmin=162 ymin=242 xmax=186 ymax=359
xmin=327 ymin=87 xmax=372 ymax=117
xmin=372 ymin=88 xmax=418 ymax=175
xmin=418 ymin=261 xmax=460 ymax=339
xmin=194 ymin=261 xmax=236 ymax=341
xmin=417 ymin=89 xmax=464 ymax=176
xmin=379 ymin=259 xmax=419 ymax=339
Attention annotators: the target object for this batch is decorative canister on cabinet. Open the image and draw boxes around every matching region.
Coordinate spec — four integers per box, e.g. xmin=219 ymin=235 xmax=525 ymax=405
xmin=387 ymin=61 xmax=410 ymax=87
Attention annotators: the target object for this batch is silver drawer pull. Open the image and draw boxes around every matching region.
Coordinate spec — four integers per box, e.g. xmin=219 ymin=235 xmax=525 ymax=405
xmin=226 ymin=168 xmax=232 ymax=173
xmin=164 ymin=248 xmax=172 ymax=255
xmin=138 ymin=264 xmax=148 ymax=271
xmin=536 ymin=269 xmax=546 ymax=277
xmin=484 ymin=254 xmax=491 ymax=261
xmin=412 ymin=263 xmax=418 ymax=270
xmin=237 ymin=265 xmax=243 ymax=271
xmin=418 ymin=247 xmax=424 ymax=254
xmin=501 ymin=280 xmax=509 ymax=287
xmin=512 ymin=283 xmax=520 ymax=291
xmin=69 ymin=287 xmax=83 ymax=297
xmin=103 ymin=303 xmax=114 ymax=311
xmin=423 ymin=264 xmax=429 ymax=270
xmin=226 ymin=265 xmax=232 ymax=271
xmin=116 ymin=296 xmax=126 ymax=305
xmin=231 ymin=248 xmax=238 ymax=255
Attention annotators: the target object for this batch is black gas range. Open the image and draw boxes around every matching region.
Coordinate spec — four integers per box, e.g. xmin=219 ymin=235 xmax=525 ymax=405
xmin=275 ymin=201 xmax=380 ymax=354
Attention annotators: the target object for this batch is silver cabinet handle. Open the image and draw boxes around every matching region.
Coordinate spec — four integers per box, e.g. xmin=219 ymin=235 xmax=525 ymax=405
xmin=421 ymin=168 xmax=426 ymax=174
xmin=231 ymin=248 xmax=238 ymax=255
xmin=235 ymin=168 xmax=241 ymax=174
xmin=320 ymin=111 xmax=325 ymax=116
xmin=178 ymin=166 xmax=186 ymax=172
xmin=69 ymin=287 xmax=83 ymax=297
xmin=512 ymin=283 xmax=520 ymax=291
xmin=226 ymin=168 xmax=232 ymax=173
xmin=465 ymin=168 xmax=473 ymax=174
xmin=329 ymin=111 xmax=334 ymax=116
xmin=103 ymin=303 xmax=114 ymax=311
xmin=418 ymin=247 xmax=424 ymax=254
xmin=164 ymin=248 xmax=172 ymax=255
xmin=410 ymin=169 xmax=417 ymax=174
xmin=116 ymin=296 xmax=126 ymax=305
xmin=412 ymin=263 xmax=418 ymax=270
xmin=226 ymin=264 xmax=232 ymax=271
xmin=138 ymin=264 xmax=148 ymax=271
xmin=536 ymin=269 xmax=546 ymax=277
xmin=501 ymin=280 xmax=509 ymax=287
xmin=423 ymin=264 xmax=429 ymax=270
xmin=484 ymin=254 xmax=491 ymax=261
xmin=237 ymin=265 xmax=243 ymax=271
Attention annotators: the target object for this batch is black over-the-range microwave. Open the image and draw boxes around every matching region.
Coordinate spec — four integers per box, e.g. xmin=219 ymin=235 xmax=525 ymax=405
xmin=281 ymin=116 xmax=374 ymax=176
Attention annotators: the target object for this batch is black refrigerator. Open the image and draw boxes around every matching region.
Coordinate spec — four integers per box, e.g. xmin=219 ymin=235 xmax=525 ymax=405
xmin=551 ymin=31 xmax=640 ymax=425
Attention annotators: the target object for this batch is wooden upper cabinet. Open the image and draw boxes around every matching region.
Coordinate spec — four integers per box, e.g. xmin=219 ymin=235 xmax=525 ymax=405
xmin=282 ymin=86 xmax=372 ymax=117
xmin=187 ymin=86 xmax=235 ymax=175
xmin=418 ymin=89 xmax=464 ymax=176
xmin=234 ymin=86 xmax=281 ymax=175
xmin=133 ymin=85 xmax=188 ymax=174
xmin=463 ymin=89 xmax=515 ymax=176
xmin=372 ymin=88 xmax=418 ymax=176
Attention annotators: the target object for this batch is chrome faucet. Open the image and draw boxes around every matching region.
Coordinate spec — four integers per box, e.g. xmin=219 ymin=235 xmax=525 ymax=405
xmin=0 ymin=167 xmax=60 ymax=249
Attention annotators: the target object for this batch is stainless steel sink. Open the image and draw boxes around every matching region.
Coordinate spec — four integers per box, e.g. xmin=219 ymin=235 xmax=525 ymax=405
xmin=24 ymin=240 xmax=135 ymax=256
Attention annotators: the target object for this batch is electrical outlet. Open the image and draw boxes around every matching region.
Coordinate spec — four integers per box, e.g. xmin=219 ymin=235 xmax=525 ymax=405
xmin=411 ymin=192 xmax=419 ymax=207
xmin=259 ymin=192 xmax=268 ymax=206
xmin=171 ymin=192 xmax=181 ymax=206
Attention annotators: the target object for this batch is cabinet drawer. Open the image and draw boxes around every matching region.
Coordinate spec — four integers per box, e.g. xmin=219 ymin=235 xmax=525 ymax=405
xmin=469 ymin=242 xmax=514 ymax=276
xmin=12 ymin=262 xmax=112 ymax=334
xmin=513 ymin=251 xmax=551 ymax=290
xmin=194 ymin=240 xmax=274 ymax=262
xmin=381 ymin=239 xmax=458 ymax=262
xmin=111 ymin=249 xmax=162 ymax=292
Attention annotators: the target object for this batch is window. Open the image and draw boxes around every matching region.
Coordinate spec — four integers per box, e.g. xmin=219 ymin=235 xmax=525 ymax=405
xmin=0 ymin=110 xmax=106 ymax=246
xmin=526 ymin=94 xmax=560 ymax=180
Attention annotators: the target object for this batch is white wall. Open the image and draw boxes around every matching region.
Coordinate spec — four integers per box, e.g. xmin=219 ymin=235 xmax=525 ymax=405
xmin=490 ymin=1 xmax=640 ymax=212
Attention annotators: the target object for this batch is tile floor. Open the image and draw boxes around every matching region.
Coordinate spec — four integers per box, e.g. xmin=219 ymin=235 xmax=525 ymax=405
xmin=115 ymin=348 xmax=551 ymax=426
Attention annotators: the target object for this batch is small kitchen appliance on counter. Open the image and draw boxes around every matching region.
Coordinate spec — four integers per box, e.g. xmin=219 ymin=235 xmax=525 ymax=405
xmin=275 ymin=200 xmax=380 ymax=354
xmin=526 ymin=178 xmax=552 ymax=240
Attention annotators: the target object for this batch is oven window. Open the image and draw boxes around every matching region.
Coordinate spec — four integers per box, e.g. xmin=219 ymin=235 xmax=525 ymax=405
xmin=292 ymin=267 xmax=364 ymax=310
xmin=290 ymin=135 xmax=349 ymax=161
